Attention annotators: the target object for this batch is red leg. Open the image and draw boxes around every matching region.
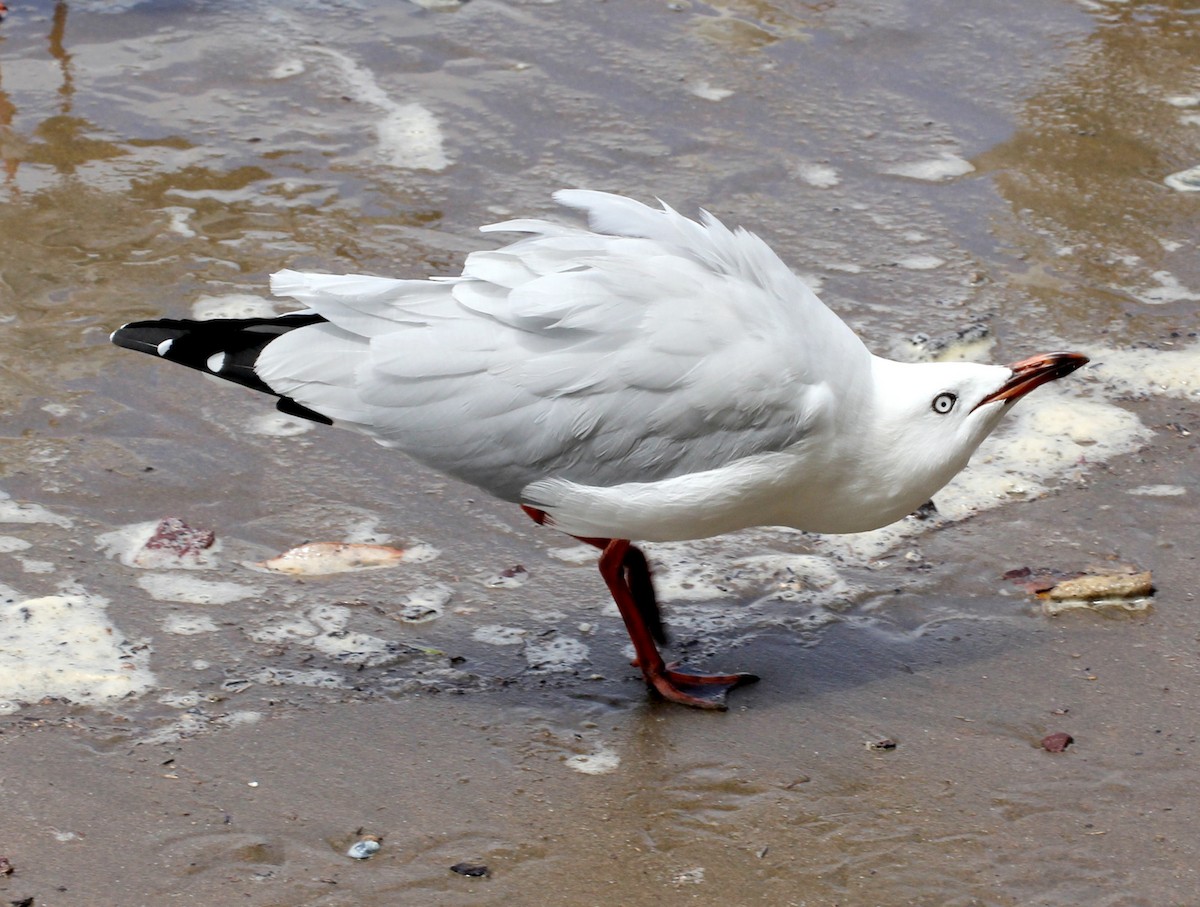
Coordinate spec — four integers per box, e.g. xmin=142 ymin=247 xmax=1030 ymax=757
xmin=573 ymin=534 xmax=666 ymax=645
xmin=520 ymin=507 xmax=756 ymax=708
xmin=596 ymin=539 xmax=758 ymax=710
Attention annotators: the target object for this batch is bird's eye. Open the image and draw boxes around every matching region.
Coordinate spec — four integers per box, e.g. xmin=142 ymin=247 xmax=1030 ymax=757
xmin=932 ymin=392 xmax=957 ymax=414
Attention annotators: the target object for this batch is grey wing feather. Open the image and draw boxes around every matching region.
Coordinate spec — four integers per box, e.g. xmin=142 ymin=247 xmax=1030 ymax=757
xmin=257 ymin=192 xmax=870 ymax=501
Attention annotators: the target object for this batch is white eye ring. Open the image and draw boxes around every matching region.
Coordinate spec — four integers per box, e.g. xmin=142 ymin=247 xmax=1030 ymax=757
xmin=932 ymin=392 xmax=957 ymax=414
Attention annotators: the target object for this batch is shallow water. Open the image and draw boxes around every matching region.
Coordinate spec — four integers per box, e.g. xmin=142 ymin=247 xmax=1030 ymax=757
xmin=1 ymin=0 xmax=1199 ymax=904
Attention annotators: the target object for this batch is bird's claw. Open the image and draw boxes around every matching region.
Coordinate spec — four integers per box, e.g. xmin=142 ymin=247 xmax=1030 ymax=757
xmin=646 ymin=666 xmax=759 ymax=710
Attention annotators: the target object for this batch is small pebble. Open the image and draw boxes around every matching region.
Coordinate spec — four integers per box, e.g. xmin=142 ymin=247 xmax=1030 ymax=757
xmin=450 ymin=862 xmax=490 ymax=877
xmin=1041 ymin=732 xmax=1074 ymax=753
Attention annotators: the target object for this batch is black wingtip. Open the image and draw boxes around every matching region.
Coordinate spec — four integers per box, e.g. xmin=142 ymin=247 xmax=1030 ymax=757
xmin=110 ymin=313 xmax=334 ymax=427
xmin=110 ymin=320 xmax=187 ymax=356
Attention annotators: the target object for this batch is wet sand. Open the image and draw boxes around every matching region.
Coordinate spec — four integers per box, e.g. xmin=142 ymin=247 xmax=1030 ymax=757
xmin=2 ymin=0 xmax=1199 ymax=904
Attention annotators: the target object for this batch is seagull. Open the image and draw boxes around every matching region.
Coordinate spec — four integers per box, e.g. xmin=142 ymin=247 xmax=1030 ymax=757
xmin=111 ymin=190 xmax=1088 ymax=709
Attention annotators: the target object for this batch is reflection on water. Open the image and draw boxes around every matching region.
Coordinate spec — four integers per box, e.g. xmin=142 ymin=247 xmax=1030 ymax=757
xmin=979 ymin=2 xmax=1200 ymax=322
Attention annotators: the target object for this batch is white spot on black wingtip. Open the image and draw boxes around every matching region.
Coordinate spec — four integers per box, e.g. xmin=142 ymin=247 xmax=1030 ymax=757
xmin=157 ymin=339 xmax=174 ymax=356
xmin=109 ymin=325 xmax=128 ymax=343
xmin=206 ymin=352 xmax=226 ymax=373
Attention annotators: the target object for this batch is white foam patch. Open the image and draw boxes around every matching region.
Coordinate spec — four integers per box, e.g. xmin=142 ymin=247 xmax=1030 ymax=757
xmin=97 ymin=521 xmax=221 ymax=570
xmin=392 ymin=584 xmax=452 ymax=623
xmin=1128 ymin=484 xmax=1186 ymax=497
xmin=1089 ymin=344 xmax=1200 ymax=399
xmin=638 ymin=544 xmax=856 ymax=607
xmin=1166 ymin=95 xmax=1200 ymax=108
xmin=0 ymin=536 xmax=32 ymax=553
xmin=342 ymin=517 xmax=392 ymax=544
xmin=247 ymin=412 xmax=314 ymax=437
xmin=795 ymin=162 xmax=841 ymax=188
xmin=524 ymin=636 xmax=590 ymax=672
xmin=248 ymin=667 xmax=346 ymax=688
xmin=0 ymin=593 xmax=155 ymax=706
xmin=17 ymin=558 xmax=55 ymax=574
xmin=896 ymin=254 xmax=945 ymax=271
xmin=162 ymin=613 xmax=220 ymax=635
xmin=247 ymin=604 xmax=411 ymax=667
xmin=565 ymin=746 xmax=621 ymax=775
xmin=687 ymin=81 xmax=733 ymax=101
xmin=0 ymin=490 xmax=73 ymax=528
xmin=472 ymin=624 xmax=527 ymax=646
xmin=137 ymin=573 xmax=262 ymax=605
xmin=310 ymin=47 xmax=450 ymax=171
xmin=190 ymin=293 xmax=279 ymax=320
xmin=886 ymin=153 xmax=975 ymax=181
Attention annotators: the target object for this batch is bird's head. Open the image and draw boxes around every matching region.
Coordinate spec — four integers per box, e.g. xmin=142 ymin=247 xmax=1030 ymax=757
xmin=855 ymin=351 xmax=1089 ymax=513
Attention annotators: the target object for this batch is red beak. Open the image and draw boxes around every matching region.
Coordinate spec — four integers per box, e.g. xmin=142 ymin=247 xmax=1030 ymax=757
xmin=974 ymin=351 xmax=1089 ymax=411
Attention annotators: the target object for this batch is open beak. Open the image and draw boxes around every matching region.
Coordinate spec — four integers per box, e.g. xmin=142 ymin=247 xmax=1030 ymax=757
xmin=974 ymin=351 xmax=1089 ymax=411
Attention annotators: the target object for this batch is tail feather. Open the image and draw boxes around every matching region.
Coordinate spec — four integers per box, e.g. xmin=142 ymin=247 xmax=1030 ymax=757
xmin=110 ymin=314 xmax=334 ymax=425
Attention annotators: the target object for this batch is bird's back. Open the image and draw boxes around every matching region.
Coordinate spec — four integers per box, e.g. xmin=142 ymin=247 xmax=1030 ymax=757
xmin=257 ymin=192 xmax=872 ymax=502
